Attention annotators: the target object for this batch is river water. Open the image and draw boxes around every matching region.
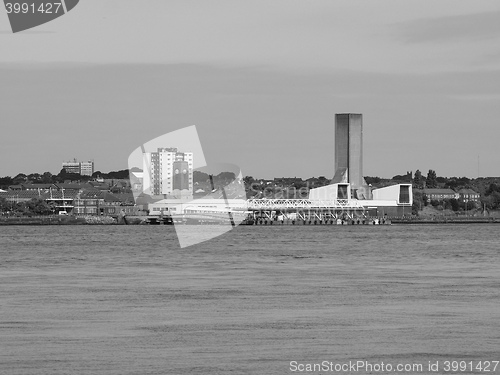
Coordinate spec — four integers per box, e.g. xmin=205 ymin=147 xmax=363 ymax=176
xmin=0 ymin=225 xmax=499 ymax=374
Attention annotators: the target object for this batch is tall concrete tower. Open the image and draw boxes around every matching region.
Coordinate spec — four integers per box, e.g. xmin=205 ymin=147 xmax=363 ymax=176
xmin=333 ymin=113 xmax=366 ymax=192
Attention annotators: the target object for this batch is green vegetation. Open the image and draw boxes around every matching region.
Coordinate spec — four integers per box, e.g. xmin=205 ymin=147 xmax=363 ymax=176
xmin=426 ymin=170 xmax=438 ymax=188
xmin=0 ymin=169 xmax=130 ymax=189
xmin=2 ymin=167 xmax=500 ymax=216
xmin=0 ymin=197 xmax=54 ymax=216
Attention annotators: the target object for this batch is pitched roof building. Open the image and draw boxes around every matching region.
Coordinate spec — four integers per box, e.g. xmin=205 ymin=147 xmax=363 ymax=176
xmin=422 ymin=188 xmax=459 ymax=201
xmin=457 ymin=189 xmax=480 ymax=202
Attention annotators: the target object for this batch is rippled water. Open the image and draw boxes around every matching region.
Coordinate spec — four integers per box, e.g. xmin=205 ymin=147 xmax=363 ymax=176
xmin=1 ymin=225 xmax=499 ymax=374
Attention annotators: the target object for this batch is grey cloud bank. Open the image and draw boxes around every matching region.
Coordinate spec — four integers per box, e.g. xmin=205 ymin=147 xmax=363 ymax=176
xmin=397 ymin=11 xmax=500 ymax=43
xmin=0 ymin=63 xmax=498 ymax=179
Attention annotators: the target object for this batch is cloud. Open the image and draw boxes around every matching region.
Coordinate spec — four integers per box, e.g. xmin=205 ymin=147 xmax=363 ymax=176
xmin=395 ymin=11 xmax=500 ymax=43
xmin=1 ymin=63 xmax=499 ymax=178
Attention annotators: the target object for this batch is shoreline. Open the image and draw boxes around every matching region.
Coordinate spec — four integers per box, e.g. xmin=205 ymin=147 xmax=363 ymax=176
xmin=0 ymin=215 xmax=119 ymax=225
xmin=1 ymin=216 xmax=499 ymax=225
xmin=391 ymin=218 xmax=499 ymax=224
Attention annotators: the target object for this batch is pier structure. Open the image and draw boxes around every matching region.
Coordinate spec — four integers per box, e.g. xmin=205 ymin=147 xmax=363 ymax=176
xmin=246 ymin=198 xmax=368 ymax=224
xmin=144 ymin=197 xmax=372 ymax=225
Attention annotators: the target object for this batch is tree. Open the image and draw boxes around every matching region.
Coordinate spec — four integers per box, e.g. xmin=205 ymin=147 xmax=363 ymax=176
xmin=0 ymin=197 xmax=8 ymax=212
xmin=486 ymin=192 xmax=500 ymax=210
xmin=28 ymin=198 xmax=52 ymax=215
xmin=55 ymin=168 xmax=81 ymax=183
xmin=486 ymin=183 xmax=500 ymax=196
xmin=392 ymin=171 xmax=412 ymax=183
xmin=0 ymin=176 xmax=13 ymax=189
xmin=216 ymin=172 xmax=236 ymax=181
xmin=106 ymin=169 xmax=130 ymax=179
xmin=448 ymin=198 xmax=460 ymax=212
xmin=193 ymin=171 xmax=210 ymax=184
xmin=423 ymin=194 xmax=429 ymax=206
xmin=413 ymin=170 xmax=423 ymax=189
xmin=412 ymin=190 xmax=424 ymax=214
xmin=243 ymin=176 xmax=256 ymax=190
xmin=426 ymin=170 xmax=438 ymax=188
xmin=12 ymin=201 xmax=28 ymax=215
xmin=41 ymin=172 xmax=54 ymax=183
xmin=466 ymin=201 xmax=476 ymax=211
xmin=48 ymin=201 xmax=57 ymax=215
xmin=365 ymin=176 xmax=381 ymax=185
xmin=12 ymin=173 xmax=27 ymax=185
xmin=27 ymin=173 xmax=42 ymax=182
xmin=436 ymin=176 xmax=447 ymax=184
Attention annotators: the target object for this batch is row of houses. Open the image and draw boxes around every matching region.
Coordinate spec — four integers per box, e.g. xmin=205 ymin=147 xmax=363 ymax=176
xmin=417 ymin=188 xmax=481 ymax=203
xmin=0 ymin=182 xmax=140 ymax=216
xmin=7 ymin=180 xmax=131 ymax=193
xmin=8 ymin=182 xmax=93 ymax=192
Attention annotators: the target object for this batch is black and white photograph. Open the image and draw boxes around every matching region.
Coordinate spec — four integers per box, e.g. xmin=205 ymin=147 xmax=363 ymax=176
xmin=1 ymin=1 xmax=500 ymax=374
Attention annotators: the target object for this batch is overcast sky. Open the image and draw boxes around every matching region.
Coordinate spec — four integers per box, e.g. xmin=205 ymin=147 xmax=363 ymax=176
xmin=1 ymin=0 xmax=499 ymax=179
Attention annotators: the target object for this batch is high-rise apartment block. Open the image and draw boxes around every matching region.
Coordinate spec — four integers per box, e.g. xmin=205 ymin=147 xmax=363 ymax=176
xmin=79 ymin=161 xmax=94 ymax=176
xmin=62 ymin=160 xmax=94 ymax=176
xmin=142 ymin=148 xmax=193 ymax=197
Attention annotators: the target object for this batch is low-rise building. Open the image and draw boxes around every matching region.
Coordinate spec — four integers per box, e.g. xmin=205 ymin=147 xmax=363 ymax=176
xmin=0 ymin=190 xmax=47 ymax=203
xmin=457 ymin=189 xmax=481 ymax=203
xmin=17 ymin=183 xmax=58 ymax=192
xmin=45 ymin=190 xmax=78 ymax=214
xmin=73 ymin=191 xmax=139 ymax=216
xmin=422 ymin=188 xmax=459 ymax=201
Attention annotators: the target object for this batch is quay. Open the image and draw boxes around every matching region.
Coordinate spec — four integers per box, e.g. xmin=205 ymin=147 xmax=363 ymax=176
xmin=140 ymin=198 xmax=390 ymax=225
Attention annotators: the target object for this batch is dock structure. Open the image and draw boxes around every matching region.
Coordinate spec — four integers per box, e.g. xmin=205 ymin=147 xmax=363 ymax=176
xmin=144 ymin=194 xmax=408 ymax=225
xmin=142 ymin=198 xmax=372 ymax=225
xmin=246 ymin=198 xmax=365 ymax=210
xmin=246 ymin=198 xmax=368 ymax=225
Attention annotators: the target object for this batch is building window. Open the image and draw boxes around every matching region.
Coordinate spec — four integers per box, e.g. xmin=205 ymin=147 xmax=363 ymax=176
xmin=399 ymin=185 xmax=410 ymax=204
xmin=337 ymin=184 xmax=348 ymax=199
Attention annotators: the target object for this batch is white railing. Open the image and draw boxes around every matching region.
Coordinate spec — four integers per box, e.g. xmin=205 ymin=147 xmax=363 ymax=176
xmin=245 ymin=199 xmax=365 ymax=210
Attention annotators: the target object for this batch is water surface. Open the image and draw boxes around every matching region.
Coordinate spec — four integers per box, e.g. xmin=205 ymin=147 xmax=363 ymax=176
xmin=1 ymin=225 xmax=499 ymax=374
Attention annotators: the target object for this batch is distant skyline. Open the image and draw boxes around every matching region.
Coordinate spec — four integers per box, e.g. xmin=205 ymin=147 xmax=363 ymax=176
xmin=1 ymin=0 xmax=499 ymax=179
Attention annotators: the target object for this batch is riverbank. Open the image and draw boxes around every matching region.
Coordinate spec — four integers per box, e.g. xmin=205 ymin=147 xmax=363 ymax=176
xmin=2 ymin=215 xmax=499 ymax=225
xmin=0 ymin=215 xmax=117 ymax=225
xmin=391 ymin=218 xmax=499 ymax=224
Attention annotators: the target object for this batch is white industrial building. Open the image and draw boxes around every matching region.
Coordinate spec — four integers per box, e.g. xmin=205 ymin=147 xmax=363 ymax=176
xmin=144 ymin=113 xmax=413 ymax=220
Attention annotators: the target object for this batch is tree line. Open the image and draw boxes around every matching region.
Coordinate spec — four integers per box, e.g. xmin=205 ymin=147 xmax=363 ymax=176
xmin=0 ymin=197 xmax=55 ymax=216
xmin=0 ymin=169 xmax=130 ymax=189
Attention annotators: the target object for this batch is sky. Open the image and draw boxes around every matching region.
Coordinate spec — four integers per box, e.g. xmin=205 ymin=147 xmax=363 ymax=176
xmin=1 ymin=0 xmax=499 ymax=179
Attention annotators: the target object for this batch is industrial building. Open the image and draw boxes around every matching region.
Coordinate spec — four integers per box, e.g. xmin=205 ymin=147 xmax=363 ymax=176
xmin=145 ymin=113 xmax=412 ymax=221
xmin=307 ymin=113 xmax=411 ymax=217
xmin=333 ymin=114 xmax=365 ymax=189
